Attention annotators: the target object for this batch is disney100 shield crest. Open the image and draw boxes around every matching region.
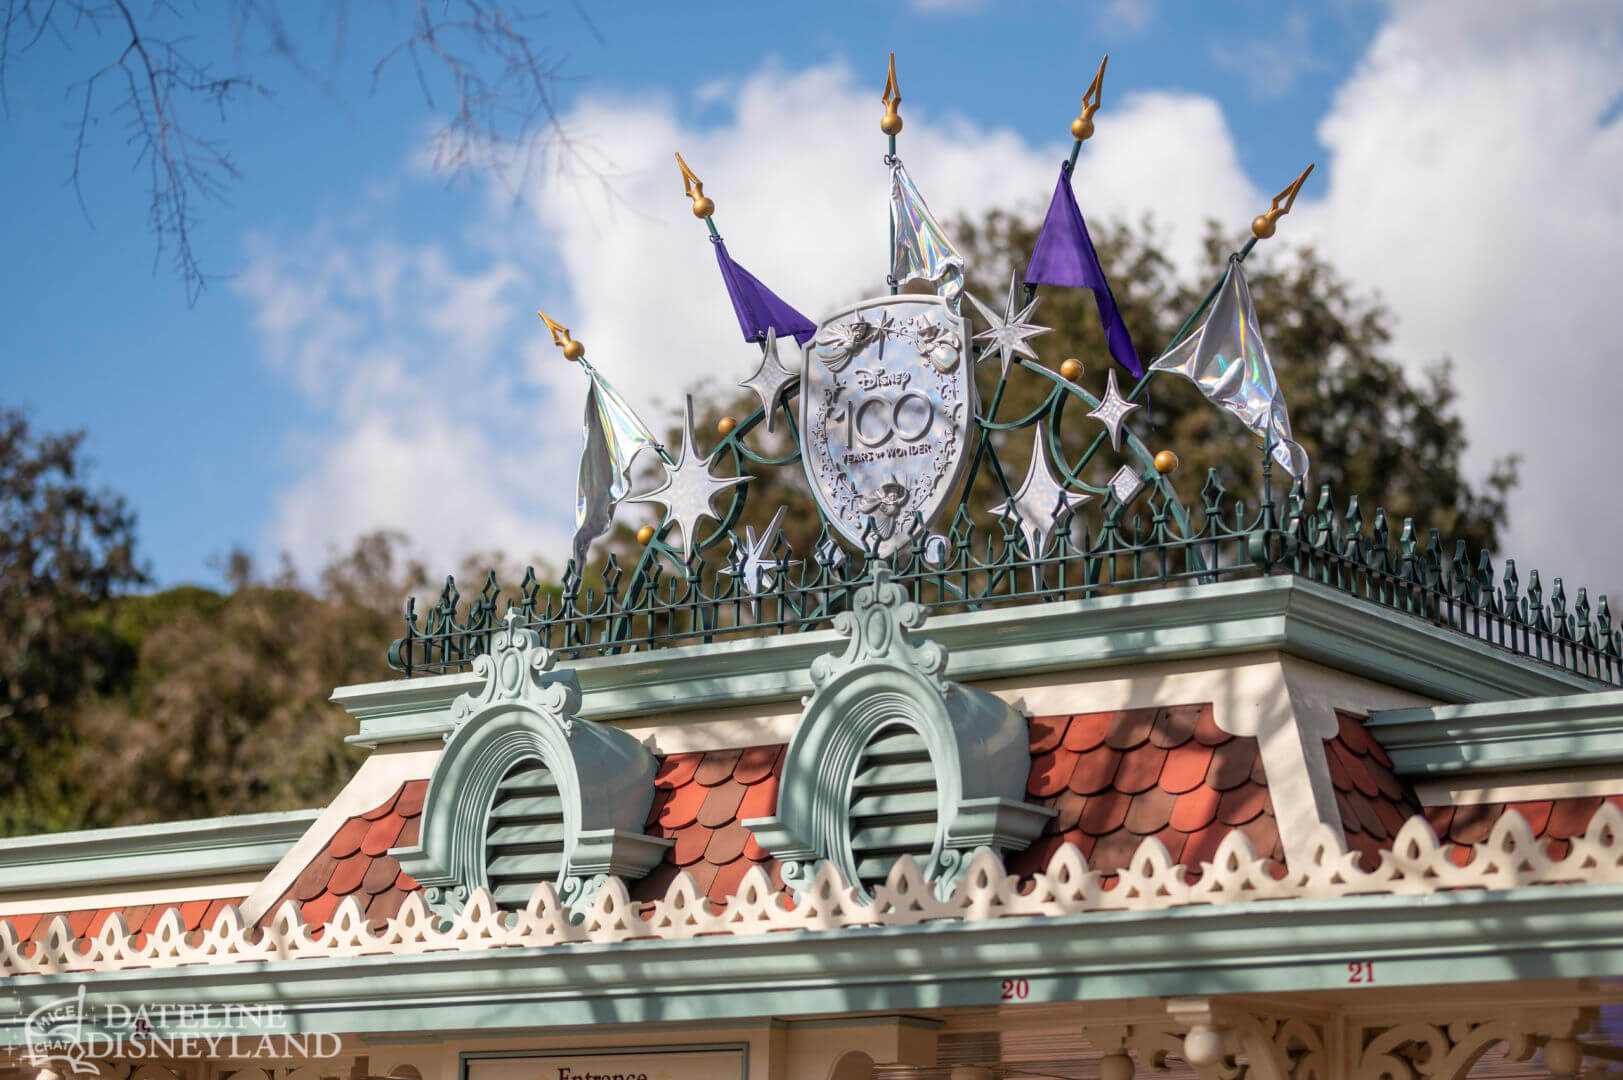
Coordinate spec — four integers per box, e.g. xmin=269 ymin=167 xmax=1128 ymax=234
xmin=800 ymin=296 xmax=974 ymax=556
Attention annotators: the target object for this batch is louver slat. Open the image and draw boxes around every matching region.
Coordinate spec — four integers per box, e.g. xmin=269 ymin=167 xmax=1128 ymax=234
xmin=484 ymin=760 xmax=566 ymax=908
xmin=848 ymin=727 xmax=938 ymax=892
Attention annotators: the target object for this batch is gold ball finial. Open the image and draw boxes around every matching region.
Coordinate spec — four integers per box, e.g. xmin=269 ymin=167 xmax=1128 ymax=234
xmin=1154 ymin=450 xmax=1180 ymax=475
xmin=1251 ymin=214 xmax=1277 ymax=240
xmin=881 ymin=52 xmax=903 ymax=136
xmin=1070 ymin=114 xmax=1095 ymax=142
xmin=717 ymin=416 xmax=736 ymax=436
xmin=636 ymin=525 xmax=656 ymax=546
xmin=538 ymin=309 xmax=585 ymax=362
xmin=1059 ymin=357 xmax=1084 ymax=382
xmin=675 ymin=152 xmax=715 ymax=220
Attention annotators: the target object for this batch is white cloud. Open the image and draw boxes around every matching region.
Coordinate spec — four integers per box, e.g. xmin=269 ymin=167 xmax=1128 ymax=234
xmin=1293 ymin=0 xmax=1623 ymax=590
xmin=1099 ymin=0 xmax=1154 ymax=35
xmin=1210 ymin=10 xmax=1324 ymax=100
xmin=520 ymin=60 xmax=1256 ymax=431
xmin=234 ymin=228 xmax=573 ymax=577
xmin=909 ymin=0 xmax=987 ymax=13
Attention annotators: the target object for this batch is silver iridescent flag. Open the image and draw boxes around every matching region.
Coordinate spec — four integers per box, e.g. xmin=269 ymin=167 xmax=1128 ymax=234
xmin=1150 ymin=259 xmax=1309 ymax=476
xmin=889 ymin=157 xmax=964 ymax=310
xmin=572 ymin=364 xmax=660 ymax=568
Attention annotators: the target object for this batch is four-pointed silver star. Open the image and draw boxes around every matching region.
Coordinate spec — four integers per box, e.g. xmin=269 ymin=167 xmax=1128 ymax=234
xmin=631 ymin=395 xmax=750 ymax=563
xmin=738 ymin=327 xmax=799 ymax=433
xmin=966 ymin=271 xmax=1051 ymax=379
xmin=723 ymin=505 xmax=795 ymax=594
xmin=990 ymin=428 xmax=1090 ymax=558
xmin=1087 ymin=368 xmax=1141 ymax=450
xmin=1108 ymin=464 xmax=1144 ymax=506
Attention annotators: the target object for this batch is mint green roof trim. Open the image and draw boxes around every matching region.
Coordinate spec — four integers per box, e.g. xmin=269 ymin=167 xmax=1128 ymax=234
xmin=0 ymin=809 xmax=320 ymax=892
xmin=343 ymin=577 xmax=1604 ymax=748
xmin=4 ymin=883 xmax=1621 ymax=1037
xmin=1368 ymin=690 xmax=1623 ymax=776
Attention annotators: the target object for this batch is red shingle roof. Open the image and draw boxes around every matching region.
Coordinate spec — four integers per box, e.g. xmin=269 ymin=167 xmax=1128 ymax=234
xmin=259 ymin=705 xmax=1622 ymax=918
xmin=1424 ymin=794 xmax=1623 ymax=865
xmin=632 ymin=745 xmax=785 ymax=904
xmin=266 ymin=780 xmax=425 ymax=930
xmin=1328 ymin=711 xmax=1424 ymax=870
xmin=1010 ymin=705 xmax=1282 ymax=880
xmin=1 ymin=897 xmax=243 ymax=956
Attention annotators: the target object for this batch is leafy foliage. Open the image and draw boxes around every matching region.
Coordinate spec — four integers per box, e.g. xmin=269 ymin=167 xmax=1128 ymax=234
xmin=0 ymin=408 xmax=145 ymax=833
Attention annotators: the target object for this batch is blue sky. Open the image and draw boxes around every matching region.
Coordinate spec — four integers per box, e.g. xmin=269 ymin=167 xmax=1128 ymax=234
xmin=4 ymin=1 xmax=1621 ymax=594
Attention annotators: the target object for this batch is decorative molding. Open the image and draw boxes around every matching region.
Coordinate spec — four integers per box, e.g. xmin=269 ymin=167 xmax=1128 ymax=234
xmin=345 ymin=577 xmax=1601 ymax=750
xmin=1351 ymin=1008 xmax=1596 ymax=1080
xmin=746 ymin=567 xmax=1052 ymax=898
xmin=1368 ymin=691 xmax=1623 ymax=777
xmin=392 ymin=619 xmax=666 ymax=916
xmin=0 ymin=810 xmax=319 ymax=894
xmin=8 ymin=804 xmax=1623 ymax=980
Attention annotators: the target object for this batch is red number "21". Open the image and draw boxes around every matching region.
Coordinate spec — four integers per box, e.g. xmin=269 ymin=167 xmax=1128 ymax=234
xmin=1347 ymin=962 xmax=1375 ymax=983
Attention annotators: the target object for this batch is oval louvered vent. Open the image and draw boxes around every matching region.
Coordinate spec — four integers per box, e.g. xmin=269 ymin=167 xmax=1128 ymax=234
xmin=484 ymin=758 xmax=566 ymax=909
xmin=848 ymin=725 xmax=940 ymax=894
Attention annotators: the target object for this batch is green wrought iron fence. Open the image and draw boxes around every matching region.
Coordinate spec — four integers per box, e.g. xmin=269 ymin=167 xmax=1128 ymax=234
xmin=387 ymin=473 xmax=1623 ymax=687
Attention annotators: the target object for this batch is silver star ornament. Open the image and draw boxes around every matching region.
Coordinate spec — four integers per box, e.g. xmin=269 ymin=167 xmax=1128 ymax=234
xmin=723 ymin=505 xmax=794 ymax=594
xmin=1087 ymin=369 xmax=1141 ymax=451
xmin=630 ymin=395 xmax=750 ymax=563
xmin=738 ymin=327 xmax=799 ymax=433
xmin=990 ymin=428 xmax=1090 ymax=558
xmin=966 ymin=271 xmax=1051 ymax=379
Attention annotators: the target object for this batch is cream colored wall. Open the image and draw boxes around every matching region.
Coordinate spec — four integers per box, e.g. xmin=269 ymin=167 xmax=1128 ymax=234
xmin=0 ymin=873 xmax=259 ymax=919
xmin=360 ymin=1016 xmax=938 ymax=1080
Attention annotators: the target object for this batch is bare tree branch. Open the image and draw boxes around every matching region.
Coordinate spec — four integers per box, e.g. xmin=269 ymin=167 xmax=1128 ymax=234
xmin=2 ymin=0 xmax=586 ymax=305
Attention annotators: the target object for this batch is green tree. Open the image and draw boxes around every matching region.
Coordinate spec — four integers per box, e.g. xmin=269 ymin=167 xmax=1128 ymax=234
xmin=56 ymin=533 xmax=427 ymax=828
xmin=0 ymin=408 xmax=146 ymax=834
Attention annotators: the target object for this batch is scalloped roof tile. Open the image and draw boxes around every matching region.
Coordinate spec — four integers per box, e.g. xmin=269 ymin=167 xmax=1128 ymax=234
xmin=1009 ymin=705 xmax=1282 ymax=880
xmin=265 ymin=779 xmax=425 ymax=931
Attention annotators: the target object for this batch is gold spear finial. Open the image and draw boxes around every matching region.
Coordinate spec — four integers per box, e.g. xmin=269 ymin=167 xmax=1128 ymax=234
xmin=674 ymin=152 xmax=714 ymax=219
xmin=1071 ymin=55 xmax=1108 ymax=142
xmin=1252 ymin=163 xmax=1315 ymax=239
xmin=881 ymin=52 xmax=903 ymax=136
xmin=537 ymin=308 xmax=585 ymax=362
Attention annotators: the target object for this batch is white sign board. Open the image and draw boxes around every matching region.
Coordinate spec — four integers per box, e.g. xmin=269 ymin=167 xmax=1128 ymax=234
xmin=467 ymin=1047 xmax=746 ymax=1080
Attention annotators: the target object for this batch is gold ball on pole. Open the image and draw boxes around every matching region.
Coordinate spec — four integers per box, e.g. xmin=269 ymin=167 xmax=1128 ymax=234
xmin=717 ymin=416 xmax=736 ymax=436
xmin=1154 ymin=450 xmax=1180 ymax=475
xmin=1070 ymin=115 xmax=1094 ymax=141
xmin=691 ymin=195 xmax=715 ymax=219
xmin=1251 ymin=214 xmax=1277 ymax=240
xmin=562 ymin=339 xmax=585 ymax=362
xmin=636 ymin=525 xmax=656 ymax=546
xmin=881 ymin=108 xmax=903 ymax=136
xmin=1059 ymin=357 xmax=1083 ymax=381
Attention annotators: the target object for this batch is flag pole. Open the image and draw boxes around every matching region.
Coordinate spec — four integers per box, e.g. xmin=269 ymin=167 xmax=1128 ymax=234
xmin=882 ymin=52 xmax=902 ymax=296
xmin=966 ymin=57 xmax=1113 ymax=507
xmin=1121 ymin=162 xmax=1314 ymax=408
xmin=539 ymin=309 xmax=676 ymax=468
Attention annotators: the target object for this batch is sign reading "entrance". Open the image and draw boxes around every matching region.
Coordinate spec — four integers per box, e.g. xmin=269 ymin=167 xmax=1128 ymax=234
xmin=466 ymin=1046 xmax=746 ymax=1080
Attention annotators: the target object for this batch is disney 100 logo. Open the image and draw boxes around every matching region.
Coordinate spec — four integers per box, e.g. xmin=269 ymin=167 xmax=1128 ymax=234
xmin=800 ymin=296 xmax=973 ymax=557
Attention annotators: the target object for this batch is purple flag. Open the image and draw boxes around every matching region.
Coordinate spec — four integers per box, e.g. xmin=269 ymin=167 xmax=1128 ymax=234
xmin=1024 ymin=166 xmax=1141 ymax=377
xmin=713 ymin=239 xmax=816 ymax=345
